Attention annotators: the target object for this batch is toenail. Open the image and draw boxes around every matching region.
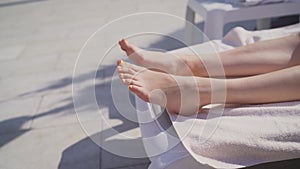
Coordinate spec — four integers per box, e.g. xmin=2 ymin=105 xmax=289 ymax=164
xmin=120 ymin=73 xmax=124 ymax=78
xmin=117 ymin=60 xmax=123 ymax=65
xmin=129 ymin=85 xmax=133 ymax=89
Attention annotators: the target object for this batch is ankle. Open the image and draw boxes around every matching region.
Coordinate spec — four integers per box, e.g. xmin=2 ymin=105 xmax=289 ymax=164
xmin=197 ymin=77 xmax=212 ymax=106
xmin=197 ymin=77 xmax=229 ymax=106
xmin=180 ymin=55 xmax=207 ymax=77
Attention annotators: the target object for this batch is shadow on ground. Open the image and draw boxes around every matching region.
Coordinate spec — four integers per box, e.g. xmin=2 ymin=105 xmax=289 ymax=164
xmin=0 ymin=0 xmax=48 ymax=8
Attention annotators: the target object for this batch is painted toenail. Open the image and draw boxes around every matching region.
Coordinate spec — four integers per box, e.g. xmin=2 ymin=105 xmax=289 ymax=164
xmin=117 ymin=60 xmax=123 ymax=65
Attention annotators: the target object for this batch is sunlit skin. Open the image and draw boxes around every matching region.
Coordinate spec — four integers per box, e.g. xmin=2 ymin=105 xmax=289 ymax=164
xmin=117 ymin=61 xmax=210 ymax=114
xmin=118 ymin=39 xmax=192 ymax=76
xmin=117 ymin=34 xmax=300 ymax=115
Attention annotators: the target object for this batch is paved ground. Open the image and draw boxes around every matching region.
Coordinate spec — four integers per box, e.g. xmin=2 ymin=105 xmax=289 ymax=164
xmin=0 ymin=0 xmax=189 ymax=169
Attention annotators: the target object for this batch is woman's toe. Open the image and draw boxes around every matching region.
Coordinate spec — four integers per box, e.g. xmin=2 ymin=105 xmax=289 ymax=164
xmin=117 ymin=65 xmax=136 ymax=75
xmin=129 ymin=85 xmax=150 ymax=102
xmin=119 ymin=73 xmax=134 ymax=80
xmin=119 ymin=39 xmax=138 ymax=56
xmin=124 ymin=62 xmax=144 ymax=72
xmin=119 ymin=39 xmax=128 ymax=51
xmin=121 ymin=78 xmax=134 ymax=85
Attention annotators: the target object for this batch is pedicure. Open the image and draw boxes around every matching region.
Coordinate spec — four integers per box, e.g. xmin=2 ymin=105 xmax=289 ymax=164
xmin=119 ymin=59 xmax=123 ymax=65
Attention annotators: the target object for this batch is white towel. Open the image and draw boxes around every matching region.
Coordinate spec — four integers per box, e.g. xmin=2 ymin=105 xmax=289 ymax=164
xmin=171 ymin=102 xmax=300 ymax=168
xmin=168 ymin=24 xmax=300 ymax=168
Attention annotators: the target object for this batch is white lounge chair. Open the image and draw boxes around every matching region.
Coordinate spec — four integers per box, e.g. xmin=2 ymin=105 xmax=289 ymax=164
xmin=138 ymin=24 xmax=300 ymax=169
xmin=185 ymin=0 xmax=300 ymax=44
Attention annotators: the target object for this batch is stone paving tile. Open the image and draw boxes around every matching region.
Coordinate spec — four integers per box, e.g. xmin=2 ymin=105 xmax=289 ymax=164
xmin=31 ymin=92 xmax=100 ymax=129
xmin=30 ymin=79 xmax=110 ymax=128
xmin=30 ymin=93 xmax=74 ymax=128
xmin=55 ymin=46 xmax=112 ymax=74
xmin=0 ymin=71 xmax=72 ymax=102
xmin=37 ymin=17 xmax=104 ymax=34
xmin=98 ymin=89 xmax=150 ymax=169
xmin=0 ymin=44 xmax=25 ymax=61
xmin=115 ymin=163 xmax=150 ymax=169
xmin=0 ymin=96 xmax=41 ymax=133
xmin=28 ymin=29 xmax=70 ymax=44
xmin=66 ymin=19 xmax=106 ymax=39
xmin=55 ymin=52 xmax=79 ymax=73
xmin=19 ymin=39 xmax=84 ymax=59
xmin=0 ymin=27 xmax=36 ymax=45
xmin=137 ymin=0 xmax=186 ymax=17
xmin=100 ymin=134 xmax=150 ymax=169
xmin=0 ymin=53 xmax=60 ymax=78
xmin=100 ymin=0 xmax=139 ymax=23
xmin=0 ymin=122 xmax=101 ymax=169
xmin=58 ymin=121 xmax=102 ymax=169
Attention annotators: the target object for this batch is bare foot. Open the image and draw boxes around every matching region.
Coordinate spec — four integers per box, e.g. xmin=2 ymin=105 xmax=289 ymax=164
xmin=117 ymin=60 xmax=211 ymax=115
xmin=119 ymin=39 xmax=195 ymax=76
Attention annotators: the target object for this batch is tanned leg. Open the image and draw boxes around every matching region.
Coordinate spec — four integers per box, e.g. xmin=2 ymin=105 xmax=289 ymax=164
xmin=119 ymin=34 xmax=300 ymax=77
xmin=117 ymin=61 xmax=300 ymax=116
